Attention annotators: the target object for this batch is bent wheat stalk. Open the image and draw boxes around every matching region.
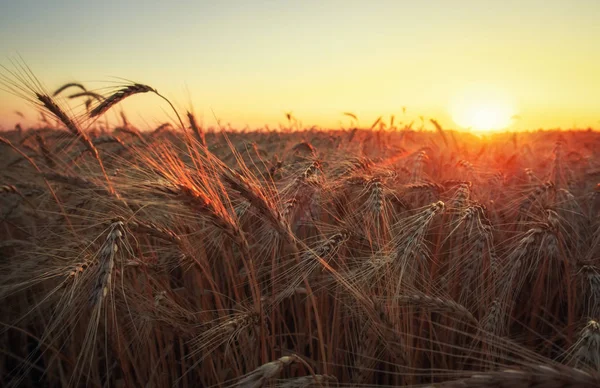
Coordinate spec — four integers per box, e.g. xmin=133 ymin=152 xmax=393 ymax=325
xmin=89 ymin=83 xmax=187 ymax=132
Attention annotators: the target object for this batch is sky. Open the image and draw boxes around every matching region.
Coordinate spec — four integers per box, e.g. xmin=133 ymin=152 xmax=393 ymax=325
xmin=0 ymin=0 xmax=599 ymax=131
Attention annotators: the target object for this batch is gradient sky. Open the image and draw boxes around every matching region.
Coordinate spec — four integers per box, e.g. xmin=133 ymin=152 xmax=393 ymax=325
xmin=1 ymin=0 xmax=599 ymax=131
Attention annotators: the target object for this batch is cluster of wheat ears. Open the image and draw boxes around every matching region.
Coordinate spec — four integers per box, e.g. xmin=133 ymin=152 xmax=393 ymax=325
xmin=0 ymin=62 xmax=599 ymax=387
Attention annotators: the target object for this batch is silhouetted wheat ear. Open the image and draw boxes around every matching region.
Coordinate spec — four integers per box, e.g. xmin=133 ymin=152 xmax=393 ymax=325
xmin=36 ymin=93 xmax=82 ymax=137
xmin=90 ymin=83 xmax=156 ymax=117
xmin=68 ymin=91 xmax=105 ymax=101
xmin=52 ymin=82 xmax=86 ymax=96
xmin=187 ymin=111 xmax=206 ymax=147
xmin=36 ymin=92 xmax=111 ymax=172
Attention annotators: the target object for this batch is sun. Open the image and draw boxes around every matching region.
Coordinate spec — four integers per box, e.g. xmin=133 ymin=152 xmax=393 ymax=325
xmin=450 ymin=85 xmax=516 ymax=132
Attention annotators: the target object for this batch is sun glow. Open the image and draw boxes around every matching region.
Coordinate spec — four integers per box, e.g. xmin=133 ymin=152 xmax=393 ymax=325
xmin=450 ymin=86 xmax=516 ymax=132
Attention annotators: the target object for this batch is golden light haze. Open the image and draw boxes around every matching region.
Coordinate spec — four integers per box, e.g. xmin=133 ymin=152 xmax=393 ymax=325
xmin=449 ymin=84 xmax=516 ymax=132
xmin=1 ymin=0 xmax=599 ymax=131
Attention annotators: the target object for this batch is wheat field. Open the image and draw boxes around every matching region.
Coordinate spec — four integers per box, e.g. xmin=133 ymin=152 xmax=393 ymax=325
xmin=1 ymin=71 xmax=600 ymax=387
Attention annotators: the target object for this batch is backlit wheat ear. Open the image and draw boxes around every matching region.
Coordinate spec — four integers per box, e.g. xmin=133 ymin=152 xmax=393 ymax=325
xmin=430 ymin=118 xmax=448 ymax=147
xmin=35 ymin=92 xmax=115 ymax=194
xmin=519 ymin=180 xmax=555 ymax=212
xmin=367 ymin=177 xmax=384 ymax=215
xmin=270 ymin=231 xmax=349 ymax=305
xmin=410 ymin=149 xmax=428 ymax=183
xmin=0 ymin=185 xmax=20 ymax=195
xmin=34 ymin=133 xmax=56 ymax=168
xmin=222 ymin=171 xmax=291 ymax=241
xmin=89 ymin=83 xmax=155 ymax=117
xmin=574 ymin=320 xmax=600 ymax=371
xmin=391 ymin=293 xmax=478 ymax=325
xmin=174 ymin=181 xmax=244 ymax=244
xmin=90 ymin=221 xmax=125 ymax=306
xmin=481 ymin=298 xmax=503 ymax=336
xmin=452 ymin=182 xmax=471 ymax=209
xmin=237 ymin=356 xmax=298 ymax=388
xmin=291 ymin=141 xmax=317 ymax=157
xmin=36 ymin=94 xmax=87 ymax=140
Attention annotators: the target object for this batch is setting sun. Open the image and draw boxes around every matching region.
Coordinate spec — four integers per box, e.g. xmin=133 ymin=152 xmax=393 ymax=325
xmin=450 ymin=86 xmax=516 ymax=132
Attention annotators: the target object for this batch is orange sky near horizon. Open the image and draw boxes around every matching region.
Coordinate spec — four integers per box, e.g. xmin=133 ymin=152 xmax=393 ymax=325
xmin=1 ymin=0 xmax=599 ymax=132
